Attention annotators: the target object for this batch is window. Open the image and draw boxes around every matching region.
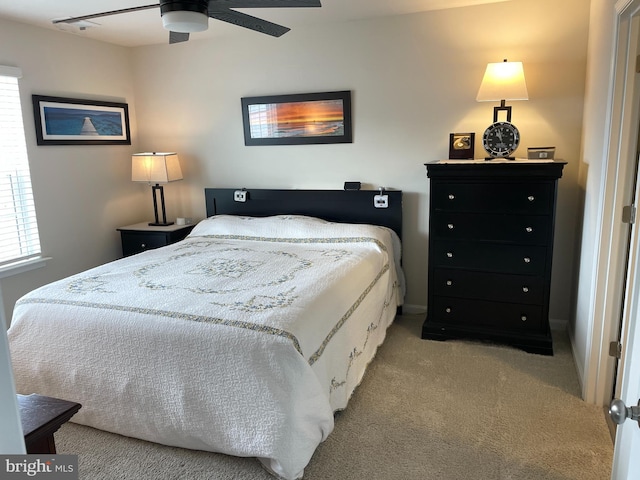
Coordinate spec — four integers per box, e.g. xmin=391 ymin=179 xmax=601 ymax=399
xmin=0 ymin=66 xmax=41 ymax=268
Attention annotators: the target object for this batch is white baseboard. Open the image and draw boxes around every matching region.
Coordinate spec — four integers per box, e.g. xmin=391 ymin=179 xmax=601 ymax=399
xmin=550 ymin=317 xmax=568 ymax=331
xmin=401 ymin=304 xmax=427 ymax=315
xmin=566 ymin=322 xmax=585 ymax=397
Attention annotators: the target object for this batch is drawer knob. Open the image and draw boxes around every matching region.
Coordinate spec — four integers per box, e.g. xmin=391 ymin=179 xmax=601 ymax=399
xmin=528 ymin=195 xmax=535 ymax=202
xmin=448 ymin=194 xmax=455 ymax=200
xmin=521 ymin=315 xmax=528 ymax=322
xmin=446 ymin=280 xmax=453 ymax=286
xmin=523 ymin=257 xmax=531 ymax=263
xmin=525 ymin=227 xmax=533 ymax=233
xmin=141 ymin=243 xmax=146 ymax=248
xmin=445 ymin=307 xmax=452 ymax=314
xmin=447 ymin=223 xmax=455 ymax=230
xmin=522 ymin=286 xmax=529 ymax=293
xmin=446 ymin=252 xmax=454 ymax=258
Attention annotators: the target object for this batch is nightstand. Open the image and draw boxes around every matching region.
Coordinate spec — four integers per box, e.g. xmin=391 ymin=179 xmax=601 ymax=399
xmin=117 ymin=222 xmax=194 ymax=257
xmin=18 ymin=394 xmax=81 ymax=454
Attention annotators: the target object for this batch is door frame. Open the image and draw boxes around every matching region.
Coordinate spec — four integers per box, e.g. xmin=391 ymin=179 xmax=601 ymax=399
xmin=586 ymin=0 xmax=640 ymax=407
xmin=609 ymin=7 xmax=640 ymax=467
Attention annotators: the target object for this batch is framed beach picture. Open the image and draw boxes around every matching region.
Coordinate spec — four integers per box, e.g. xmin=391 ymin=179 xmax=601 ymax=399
xmin=241 ymin=90 xmax=352 ymax=146
xmin=32 ymin=95 xmax=131 ymax=145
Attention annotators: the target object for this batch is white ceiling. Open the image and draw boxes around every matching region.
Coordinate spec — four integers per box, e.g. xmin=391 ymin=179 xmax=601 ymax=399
xmin=0 ymin=0 xmax=511 ymax=47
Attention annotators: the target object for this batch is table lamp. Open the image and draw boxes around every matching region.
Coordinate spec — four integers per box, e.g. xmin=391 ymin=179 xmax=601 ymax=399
xmin=476 ymin=59 xmax=529 ymax=159
xmin=131 ymin=152 xmax=183 ymax=226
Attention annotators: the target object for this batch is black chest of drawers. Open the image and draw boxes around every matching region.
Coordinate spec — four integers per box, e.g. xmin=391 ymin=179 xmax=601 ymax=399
xmin=422 ymin=161 xmax=565 ymax=355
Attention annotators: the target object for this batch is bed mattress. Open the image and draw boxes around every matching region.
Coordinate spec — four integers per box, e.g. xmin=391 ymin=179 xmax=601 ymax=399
xmin=8 ymin=214 xmax=403 ymax=479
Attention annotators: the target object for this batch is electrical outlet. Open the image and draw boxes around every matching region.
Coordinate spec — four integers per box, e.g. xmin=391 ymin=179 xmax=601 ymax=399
xmin=234 ymin=190 xmax=247 ymax=202
xmin=374 ymin=194 xmax=389 ymax=209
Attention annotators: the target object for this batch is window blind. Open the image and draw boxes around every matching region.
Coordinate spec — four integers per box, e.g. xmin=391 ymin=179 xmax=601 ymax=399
xmin=0 ymin=67 xmax=41 ymax=267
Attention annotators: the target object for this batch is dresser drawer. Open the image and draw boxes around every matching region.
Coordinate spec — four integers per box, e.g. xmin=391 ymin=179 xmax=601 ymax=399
xmin=431 ymin=212 xmax=550 ymax=244
xmin=431 ymin=182 xmax=553 ymax=214
xmin=430 ymin=296 xmax=543 ymax=332
xmin=433 ymin=268 xmax=544 ymax=304
xmin=431 ymin=240 xmax=547 ymax=275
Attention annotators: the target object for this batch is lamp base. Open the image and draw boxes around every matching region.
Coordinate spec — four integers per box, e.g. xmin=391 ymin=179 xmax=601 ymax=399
xmin=150 ymin=184 xmax=173 ymax=227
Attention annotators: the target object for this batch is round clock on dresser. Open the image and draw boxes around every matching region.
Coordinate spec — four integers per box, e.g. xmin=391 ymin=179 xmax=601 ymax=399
xmin=482 ymin=121 xmax=520 ymax=159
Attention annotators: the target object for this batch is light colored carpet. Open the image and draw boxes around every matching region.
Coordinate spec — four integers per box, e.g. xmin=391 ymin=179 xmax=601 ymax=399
xmin=56 ymin=314 xmax=613 ymax=479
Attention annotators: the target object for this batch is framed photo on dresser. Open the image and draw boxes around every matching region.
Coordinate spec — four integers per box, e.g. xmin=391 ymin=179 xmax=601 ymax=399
xmin=448 ymin=132 xmax=475 ymax=159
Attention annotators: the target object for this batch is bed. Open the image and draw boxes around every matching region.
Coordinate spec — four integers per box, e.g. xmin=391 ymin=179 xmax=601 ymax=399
xmin=8 ymin=188 xmax=403 ymax=480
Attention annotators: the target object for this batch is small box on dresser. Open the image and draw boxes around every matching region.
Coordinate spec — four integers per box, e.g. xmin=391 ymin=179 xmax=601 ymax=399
xmin=422 ymin=160 xmax=566 ymax=355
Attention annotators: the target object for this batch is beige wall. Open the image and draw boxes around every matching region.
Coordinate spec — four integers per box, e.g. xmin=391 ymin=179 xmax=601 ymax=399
xmin=132 ymin=0 xmax=590 ymax=313
xmin=0 ymin=18 xmax=146 ymax=325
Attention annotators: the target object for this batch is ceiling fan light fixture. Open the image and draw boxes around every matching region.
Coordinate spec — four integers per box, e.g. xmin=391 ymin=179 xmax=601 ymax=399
xmin=52 ymin=0 xmax=321 ymax=43
xmin=162 ymin=10 xmax=208 ymax=33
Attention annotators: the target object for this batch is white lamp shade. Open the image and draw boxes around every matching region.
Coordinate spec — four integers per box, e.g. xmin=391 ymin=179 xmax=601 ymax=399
xmin=132 ymin=152 xmax=183 ymax=184
xmin=162 ymin=10 xmax=208 ymax=33
xmin=476 ymin=61 xmax=529 ymax=102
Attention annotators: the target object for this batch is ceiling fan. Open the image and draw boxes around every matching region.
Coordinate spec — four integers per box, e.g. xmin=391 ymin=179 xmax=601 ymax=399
xmin=52 ymin=0 xmax=322 ymax=44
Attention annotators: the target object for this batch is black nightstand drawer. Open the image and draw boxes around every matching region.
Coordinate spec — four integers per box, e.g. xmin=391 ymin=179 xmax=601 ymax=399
xmin=431 ymin=212 xmax=550 ymax=244
xmin=120 ymin=232 xmax=168 ymax=256
xmin=117 ymin=223 xmax=194 ymax=257
xmin=431 ymin=240 xmax=547 ymax=275
xmin=430 ymin=296 xmax=543 ymax=332
xmin=431 ymin=182 xmax=553 ymax=214
xmin=433 ymin=268 xmax=544 ymax=304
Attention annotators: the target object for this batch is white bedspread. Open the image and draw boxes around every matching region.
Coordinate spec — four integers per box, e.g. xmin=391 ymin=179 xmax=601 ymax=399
xmin=8 ymin=215 xmax=403 ymax=479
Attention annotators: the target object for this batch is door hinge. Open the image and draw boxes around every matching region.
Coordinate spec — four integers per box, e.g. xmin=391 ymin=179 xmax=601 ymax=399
xmin=622 ymin=205 xmax=636 ymax=224
xmin=636 ymin=54 xmax=640 ymax=73
xmin=609 ymin=341 xmax=622 ymax=359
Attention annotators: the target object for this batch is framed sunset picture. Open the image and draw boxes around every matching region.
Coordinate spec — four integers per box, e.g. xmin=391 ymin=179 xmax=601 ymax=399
xmin=241 ymin=91 xmax=352 ymax=146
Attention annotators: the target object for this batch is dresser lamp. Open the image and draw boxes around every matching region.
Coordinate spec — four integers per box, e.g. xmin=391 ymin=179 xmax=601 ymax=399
xmin=131 ymin=152 xmax=183 ymax=226
xmin=476 ymin=59 xmax=529 ymax=159
xmin=477 ymin=59 xmax=528 ymax=121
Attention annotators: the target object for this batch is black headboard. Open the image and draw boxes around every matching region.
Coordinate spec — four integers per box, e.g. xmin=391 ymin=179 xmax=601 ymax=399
xmin=204 ymin=188 xmax=403 ymax=238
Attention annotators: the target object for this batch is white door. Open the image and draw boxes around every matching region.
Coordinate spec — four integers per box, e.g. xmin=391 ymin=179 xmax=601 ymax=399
xmin=610 ymin=260 xmax=640 ymax=477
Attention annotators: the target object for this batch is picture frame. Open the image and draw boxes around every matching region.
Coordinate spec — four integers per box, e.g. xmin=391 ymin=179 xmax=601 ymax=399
xmin=241 ymin=90 xmax=352 ymax=146
xmin=32 ymin=95 xmax=131 ymax=146
xmin=449 ymin=132 xmax=475 ymax=159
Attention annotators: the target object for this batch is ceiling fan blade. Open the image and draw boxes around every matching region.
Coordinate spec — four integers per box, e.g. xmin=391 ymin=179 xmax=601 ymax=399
xmin=52 ymin=4 xmax=159 ymax=25
xmin=169 ymin=31 xmax=190 ymax=43
xmin=208 ymin=0 xmax=321 ymax=7
xmin=208 ymin=9 xmax=290 ymax=37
